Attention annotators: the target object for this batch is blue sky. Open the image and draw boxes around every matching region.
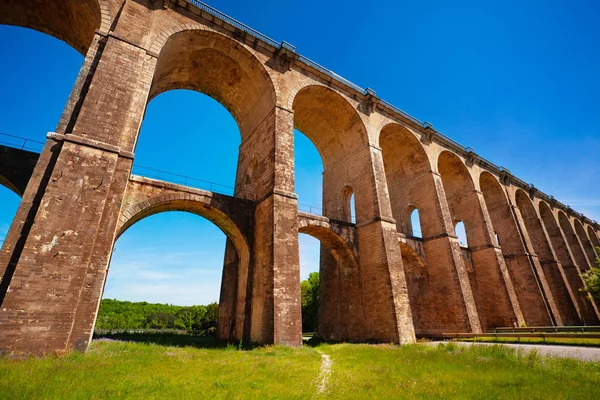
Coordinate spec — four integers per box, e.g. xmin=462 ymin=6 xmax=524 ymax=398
xmin=1 ymin=0 xmax=599 ymax=306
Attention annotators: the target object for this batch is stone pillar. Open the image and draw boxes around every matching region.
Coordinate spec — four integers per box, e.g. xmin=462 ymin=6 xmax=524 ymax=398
xmin=0 ymin=34 xmax=156 ymax=355
xmin=239 ymin=107 xmax=302 ymax=346
xmin=321 ymin=145 xmax=416 ymax=344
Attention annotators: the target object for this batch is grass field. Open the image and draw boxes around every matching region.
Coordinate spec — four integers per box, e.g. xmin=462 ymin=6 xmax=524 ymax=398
xmin=1 ymin=336 xmax=599 ymax=399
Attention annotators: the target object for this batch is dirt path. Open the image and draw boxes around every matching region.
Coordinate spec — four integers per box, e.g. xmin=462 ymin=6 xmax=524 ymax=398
xmin=429 ymin=341 xmax=600 ymax=362
xmin=316 ymin=352 xmax=332 ymax=394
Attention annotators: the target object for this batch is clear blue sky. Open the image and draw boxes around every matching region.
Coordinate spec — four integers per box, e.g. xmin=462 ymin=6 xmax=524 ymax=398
xmin=1 ymin=0 xmax=598 ymax=306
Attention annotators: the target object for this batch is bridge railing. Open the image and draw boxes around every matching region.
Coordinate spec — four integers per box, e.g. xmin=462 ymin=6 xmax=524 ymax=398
xmin=131 ymin=165 xmax=236 ymax=197
xmin=0 ymin=132 xmax=44 ymax=153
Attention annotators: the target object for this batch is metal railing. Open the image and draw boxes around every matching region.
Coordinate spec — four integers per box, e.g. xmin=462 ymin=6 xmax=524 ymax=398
xmin=131 ymin=165 xmax=236 ymax=196
xmin=297 ymin=203 xmax=357 ymax=224
xmin=0 ymin=132 xmax=44 ymax=153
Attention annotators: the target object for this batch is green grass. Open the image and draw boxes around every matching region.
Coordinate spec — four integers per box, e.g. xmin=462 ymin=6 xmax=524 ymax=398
xmin=0 ymin=338 xmax=599 ymax=399
xmin=457 ymin=336 xmax=600 ymax=347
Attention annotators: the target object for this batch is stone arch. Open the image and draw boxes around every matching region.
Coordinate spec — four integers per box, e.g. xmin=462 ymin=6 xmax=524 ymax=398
xmin=147 ymin=28 xmax=277 ymax=142
xmin=574 ymin=219 xmax=598 ymax=264
xmin=557 ymin=211 xmax=591 ymax=271
xmin=588 ymin=226 xmax=600 ymax=248
xmin=440 ymin=152 xmax=519 ymax=330
xmin=437 ymin=151 xmax=477 ymax=239
xmin=298 ymin=219 xmax=362 ymax=341
xmin=539 ymin=202 xmax=593 ymax=325
xmin=0 ymin=0 xmax=109 ymax=55
xmin=339 ymin=185 xmax=355 ymax=223
xmin=117 ymin=194 xmax=250 ymax=275
xmin=380 ymin=123 xmax=432 ymax=235
xmin=291 ymin=85 xmax=368 ymax=170
xmin=0 ymin=175 xmax=21 ymax=198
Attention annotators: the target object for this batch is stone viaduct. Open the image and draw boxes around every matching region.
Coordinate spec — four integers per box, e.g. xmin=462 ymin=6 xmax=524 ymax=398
xmin=0 ymin=0 xmax=599 ymax=355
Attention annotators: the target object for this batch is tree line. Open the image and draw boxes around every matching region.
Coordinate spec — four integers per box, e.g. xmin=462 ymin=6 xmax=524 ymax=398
xmin=96 ymin=299 xmax=218 ymax=334
xmin=96 ymin=272 xmax=321 ymax=335
xmin=581 ymin=247 xmax=600 ymax=303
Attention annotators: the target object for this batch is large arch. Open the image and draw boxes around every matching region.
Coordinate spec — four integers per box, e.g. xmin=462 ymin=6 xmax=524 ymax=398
xmin=438 ymin=151 xmax=519 ymax=330
xmin=0 ymin=0 xmax=105 ymax=54
xmin=292 ymin=87 xmax=415 ymax=344
xmin=297 ymin=219 xmax=362 ymax=341
xmin=117 ymin=194 xmax=251 ymax=342
xmin=539 ymin=203 xmax=597 ymax=324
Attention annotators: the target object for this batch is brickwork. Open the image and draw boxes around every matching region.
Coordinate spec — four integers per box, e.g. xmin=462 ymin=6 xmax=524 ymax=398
xmin=1 ymin=0 xmax=599 ymax=355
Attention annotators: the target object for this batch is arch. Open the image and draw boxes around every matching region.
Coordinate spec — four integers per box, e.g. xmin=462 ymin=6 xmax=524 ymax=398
xmin=539 ymin=202 xmax=593 ymax=325
xmin=0 ymin=0 xmax=107 ymax=54
xmin=0 ymin=175 xmax=21 ymax=198
xmin=574 ymin=219 xmax=598 ymax=264
xmin=291 ymin=85 xmax=369 ymax=169
xmin=479 ymin=172 xmax=509 ymax=211
xmin=455 ymin=221 xmax=468 ymax=248
xmin=117 ymin=195 xmax=250 ymax=275
xmin=588 ymin=226 xmax=600 ymax=249
xmin=408 ymin=207 xmax=423 ymax=238
xmin=379 ymin=123 xmax=431 ymax=234
xmin=298 ymin=219 xmax=362 ymax=341
xmin=340 ymin=186 xmax=355 ymax=223
xmin=149 ymin=28 xmax=277 ymax=141
xmin=558 ymin=211 xmax=591 ymax=271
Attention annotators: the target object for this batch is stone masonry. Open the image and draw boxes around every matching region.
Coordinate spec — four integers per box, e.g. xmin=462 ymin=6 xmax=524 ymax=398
xmin=1 ymin=0 xmax=599 ymax=355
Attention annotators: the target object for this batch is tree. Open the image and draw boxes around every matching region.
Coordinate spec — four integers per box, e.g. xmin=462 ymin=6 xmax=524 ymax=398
xmin=581 ymin=247 xmax=600 ymax=303
xmin=301 ymin=272 xmax=320 ymax=333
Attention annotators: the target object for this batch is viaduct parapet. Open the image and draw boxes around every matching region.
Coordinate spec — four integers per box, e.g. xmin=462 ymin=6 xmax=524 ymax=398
xmin=0 ymin=0 xmax=599 ymax=354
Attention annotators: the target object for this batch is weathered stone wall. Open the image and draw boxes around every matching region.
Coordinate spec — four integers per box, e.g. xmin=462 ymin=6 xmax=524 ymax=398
xmin=1 ymin=0 xmax=599 ymax=354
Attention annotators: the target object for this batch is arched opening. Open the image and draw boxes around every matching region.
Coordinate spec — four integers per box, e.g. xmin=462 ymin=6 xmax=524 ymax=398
xmin=556 ymin=211 xmax=600 ymax=322
xmin=515 ymin=190 xmax=561 ymax=325
xmin=292 ymin=85 xmax=372 ymax=341
xmin=380 ymin=124 xmax=475 ymax=334
xmin=298 ymin=222 xmax=362 ymax=341
xmin=574 ymin=219 xmax=598 ymax=266
xmin=539 ymin=203 xmax=593 ymax=325
xmin=588 ymin=226 xmax=600 ymax=249
xmin=132 ymin=89 xmax=240 ymax=192
xmin=379 ymin=124 xmax=431 ymax=236
xmin=455 ymin=221 xmax=468 ymax=248
xmin=146 ymin=29 xmax=276 ymax=201
xmin=100 ymin=212 xmax=226 ymax=335
xmin=558 ymin=211 xmax=593 ymax=272
xmin=0 ymin=0 xmax=102 ymax=55
xmin=439 ymin=151 xmax=517 ymax=330
xmin=109 ymin=196 xmax=252 ymax=343
xmin=292 ymin=85 xmax=368 ymax=221
xmin=409 ymin=207 xmax=423 ymax=239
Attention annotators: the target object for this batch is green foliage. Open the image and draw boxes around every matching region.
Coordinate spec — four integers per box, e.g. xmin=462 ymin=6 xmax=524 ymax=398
xmin=301 ymin=272 xmax=319 ymax=332
xmin=96 ymin=299 xmax=218 ymax=333
xmin=580 ymin=247 xmax=600 ymax=303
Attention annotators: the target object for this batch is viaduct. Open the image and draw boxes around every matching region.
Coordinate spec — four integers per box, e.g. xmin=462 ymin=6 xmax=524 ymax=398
xmin=0 ymin=0 xmax=599 ymax=355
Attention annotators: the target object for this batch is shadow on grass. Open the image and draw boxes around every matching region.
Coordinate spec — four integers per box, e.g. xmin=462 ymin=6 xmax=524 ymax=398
xmin=93 ymin=332 xmax=250 ymax=350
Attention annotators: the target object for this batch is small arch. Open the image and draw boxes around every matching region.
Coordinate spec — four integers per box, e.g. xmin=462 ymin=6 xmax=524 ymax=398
xmin=455 ymin=221 xmax=468 ymax=248
xmin=408 ymin=207 xmax=423 ymax=239
xmin=292 ymin=85 xmax=369 ymax=169
xmin=340 ymin=186 xmax=356 ymax=223
xmin=0 ymin=0 xmax=107 ymax=54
